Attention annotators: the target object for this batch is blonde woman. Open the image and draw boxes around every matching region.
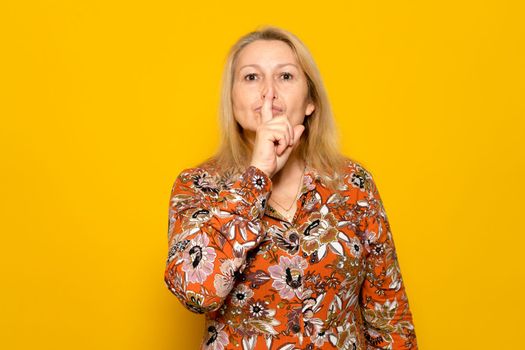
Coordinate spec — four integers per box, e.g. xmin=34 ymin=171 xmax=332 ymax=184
xmin=164 ymin=25 xmax=418 ymax=350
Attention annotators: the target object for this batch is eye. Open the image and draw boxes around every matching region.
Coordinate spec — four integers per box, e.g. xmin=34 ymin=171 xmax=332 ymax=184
xmin=244 ymin=73 xmax=258 ymax=81
xmin=281 ymin=72 xmax=294 ymax=80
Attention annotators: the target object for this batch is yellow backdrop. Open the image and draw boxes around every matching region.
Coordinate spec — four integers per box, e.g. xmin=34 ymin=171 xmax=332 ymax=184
xmin=1 ymin=1 xmax=524 ymax=349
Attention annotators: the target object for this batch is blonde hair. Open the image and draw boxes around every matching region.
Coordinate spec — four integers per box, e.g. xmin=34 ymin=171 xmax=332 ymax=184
xmin=208 ymin=25 xmax=350 ymax=191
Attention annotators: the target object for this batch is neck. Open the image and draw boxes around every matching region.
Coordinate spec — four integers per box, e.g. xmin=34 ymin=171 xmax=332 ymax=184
xmin=272 ymin=151 xmax=305 ymax=189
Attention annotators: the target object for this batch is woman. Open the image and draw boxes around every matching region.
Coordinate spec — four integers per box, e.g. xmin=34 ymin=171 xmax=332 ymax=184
xmin=164 ymin=26 xmax=418 ymax=350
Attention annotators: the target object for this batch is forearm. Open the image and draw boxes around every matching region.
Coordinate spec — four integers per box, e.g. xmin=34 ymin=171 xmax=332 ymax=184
xmin=164 ymin=165 xmax=272 ymax=313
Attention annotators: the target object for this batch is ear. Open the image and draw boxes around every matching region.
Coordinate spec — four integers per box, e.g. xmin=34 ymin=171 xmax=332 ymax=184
xmin=305 ymin=101 xmax=316 ymax=117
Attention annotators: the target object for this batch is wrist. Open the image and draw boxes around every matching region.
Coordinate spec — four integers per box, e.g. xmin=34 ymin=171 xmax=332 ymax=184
xmin=249 ymin=163 xmax=273 ymax=178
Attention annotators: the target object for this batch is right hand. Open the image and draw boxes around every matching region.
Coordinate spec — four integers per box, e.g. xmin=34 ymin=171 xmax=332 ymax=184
xmin=249 ymin=94 xmax=306 ymax=178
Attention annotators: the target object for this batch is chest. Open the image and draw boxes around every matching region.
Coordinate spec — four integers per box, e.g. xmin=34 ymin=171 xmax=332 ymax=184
xmin=254 ymin=189 xmax=368 ymax=281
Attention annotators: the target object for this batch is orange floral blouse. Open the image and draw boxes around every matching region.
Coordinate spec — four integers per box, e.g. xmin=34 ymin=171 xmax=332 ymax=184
xmin=164 ymin=158 xmax=418 ymax=350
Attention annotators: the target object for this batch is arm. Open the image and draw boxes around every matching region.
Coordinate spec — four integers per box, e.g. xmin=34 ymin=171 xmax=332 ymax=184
xmin=358 ymin=171 xmax=418 ymax=349
xmin=164 ymin=165 xmax=272 ymax=314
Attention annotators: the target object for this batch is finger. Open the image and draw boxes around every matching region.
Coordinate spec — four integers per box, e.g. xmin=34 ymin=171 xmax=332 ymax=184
xmin=275 ymin=138 xmax=289 ymax=156
xmin=286 ymin=119 xmax=294 ymax=145
xmin=269 ymin=123 xmax=291 ymax=147
xmin=269 ymin=129 xmax=289 ymax=154
xmin=265 ymin=128 xmax=288 ymax=156
xmin=277 ymin=137 xmax=295 ymax=159
xmin=261 ymin=94 xmax=273 ymax=123
xmin=292 ymin=125 xmax=305 ymax=146
xmin=264 ymin=124 xmax=289 ymax=146
xmin=269 ymin=116 xmax=293 ymax=146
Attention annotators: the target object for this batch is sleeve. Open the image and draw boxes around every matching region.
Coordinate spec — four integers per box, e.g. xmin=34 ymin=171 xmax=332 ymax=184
xmin=164 ymin=165 xmax=272 ymax=314
xmin=357 ymin=171 xmax=418 ymax=349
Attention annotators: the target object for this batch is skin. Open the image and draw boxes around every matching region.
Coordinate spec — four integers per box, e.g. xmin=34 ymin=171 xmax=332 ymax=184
xmin=231 ymin=39 xmax=316 ymax=215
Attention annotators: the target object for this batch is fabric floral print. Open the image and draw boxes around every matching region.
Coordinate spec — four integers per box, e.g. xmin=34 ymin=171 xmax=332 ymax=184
xmin=205 ymin=320 xmax=229 ymax=350
xmin=268 ymin=255 xmax=308 ymax=300
xmin=182 ymin=234 xmax=217 ymax=284
xmin=164 ymin=158 xmax=418 ymax=349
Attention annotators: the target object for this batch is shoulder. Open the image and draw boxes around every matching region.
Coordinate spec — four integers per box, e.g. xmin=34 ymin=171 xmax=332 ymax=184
xmin=195 ymin=157 xmax=222 ymax=174
xmin=175 ymin=157 xmax=221 ymax=179
xmin=170 ymin=157 xmax=223 ymax=193
xmin=172 ymin=157 xmax=251 ymax=194
xmin=339 ymin=156 xmax=377 ymax=193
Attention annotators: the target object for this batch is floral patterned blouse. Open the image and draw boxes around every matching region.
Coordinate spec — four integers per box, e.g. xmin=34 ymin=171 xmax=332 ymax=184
xmin=164 ymin=158 xmax=418 ymax=350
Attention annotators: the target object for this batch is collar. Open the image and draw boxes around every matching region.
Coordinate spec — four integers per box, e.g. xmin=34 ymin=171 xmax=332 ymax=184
xmin=263 ymin=165 xmax=323 ymax=222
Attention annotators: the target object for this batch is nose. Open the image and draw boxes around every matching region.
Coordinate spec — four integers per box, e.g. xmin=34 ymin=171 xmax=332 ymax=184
xmin=261 ymin=83 xmax=277 ymax=100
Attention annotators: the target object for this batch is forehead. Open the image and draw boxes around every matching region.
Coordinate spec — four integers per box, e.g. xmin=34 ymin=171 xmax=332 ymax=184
xmin=235 ymin=40 xmax=299 ymax=70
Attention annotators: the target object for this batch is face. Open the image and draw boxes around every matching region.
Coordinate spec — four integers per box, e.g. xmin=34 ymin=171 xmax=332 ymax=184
xmin=231 ymin=40 xmax=315 ymax=141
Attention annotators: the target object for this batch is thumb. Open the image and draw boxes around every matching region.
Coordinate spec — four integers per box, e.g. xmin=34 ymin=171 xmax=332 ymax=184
xmin=276 ymin=124 xmax=306 ymax=166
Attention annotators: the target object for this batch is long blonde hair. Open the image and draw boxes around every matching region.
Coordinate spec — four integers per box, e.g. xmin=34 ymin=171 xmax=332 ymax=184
xmin=207 ymin=25 xmax=350 ymax=191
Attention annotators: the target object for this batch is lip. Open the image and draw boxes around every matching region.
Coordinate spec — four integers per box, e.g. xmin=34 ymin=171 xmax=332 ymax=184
xmin=255 ymin=106 xmax=284 ymax=113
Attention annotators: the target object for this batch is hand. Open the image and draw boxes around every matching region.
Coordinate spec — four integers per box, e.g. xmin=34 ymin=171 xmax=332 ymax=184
xmin=249 ymin=94 xmax=306 ymax=178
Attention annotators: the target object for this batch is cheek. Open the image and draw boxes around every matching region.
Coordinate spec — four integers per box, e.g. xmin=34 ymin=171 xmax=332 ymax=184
xmin=232 ymin=89 xmax=257 ymax=128
xmin=286 ymin=91 xmax=309 ymax=113
xmin=284 ymin=83 xmax=308 ymax=104
xmin=232 ymin=88 xmax=251 ymax=112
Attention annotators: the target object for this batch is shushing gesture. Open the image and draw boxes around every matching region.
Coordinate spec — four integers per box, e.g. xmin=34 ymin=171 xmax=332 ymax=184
xmin=249 ymin=94 xmax=306 ymax=178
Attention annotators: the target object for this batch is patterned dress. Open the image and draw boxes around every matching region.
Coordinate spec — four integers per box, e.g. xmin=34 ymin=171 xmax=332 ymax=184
xmin=164 ymin=158 xmax=418 ymax=350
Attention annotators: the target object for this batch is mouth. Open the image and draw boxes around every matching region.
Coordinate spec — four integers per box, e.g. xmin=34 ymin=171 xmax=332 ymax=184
xmin=255 ymin=107 xmax=284 ymax=114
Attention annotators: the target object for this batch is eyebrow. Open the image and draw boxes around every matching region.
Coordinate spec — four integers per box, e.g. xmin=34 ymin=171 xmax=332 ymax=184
xmin=238 ymin=63 xmax=299 ymax=71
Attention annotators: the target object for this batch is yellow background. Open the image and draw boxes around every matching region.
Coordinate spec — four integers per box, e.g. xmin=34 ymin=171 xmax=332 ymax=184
xmin=1 ymin=1 xmax=524 ymax=349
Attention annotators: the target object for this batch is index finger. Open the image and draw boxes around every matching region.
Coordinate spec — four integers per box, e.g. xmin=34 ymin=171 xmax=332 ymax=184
xmin=261 ymin=95 xmax=273 ymax=123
